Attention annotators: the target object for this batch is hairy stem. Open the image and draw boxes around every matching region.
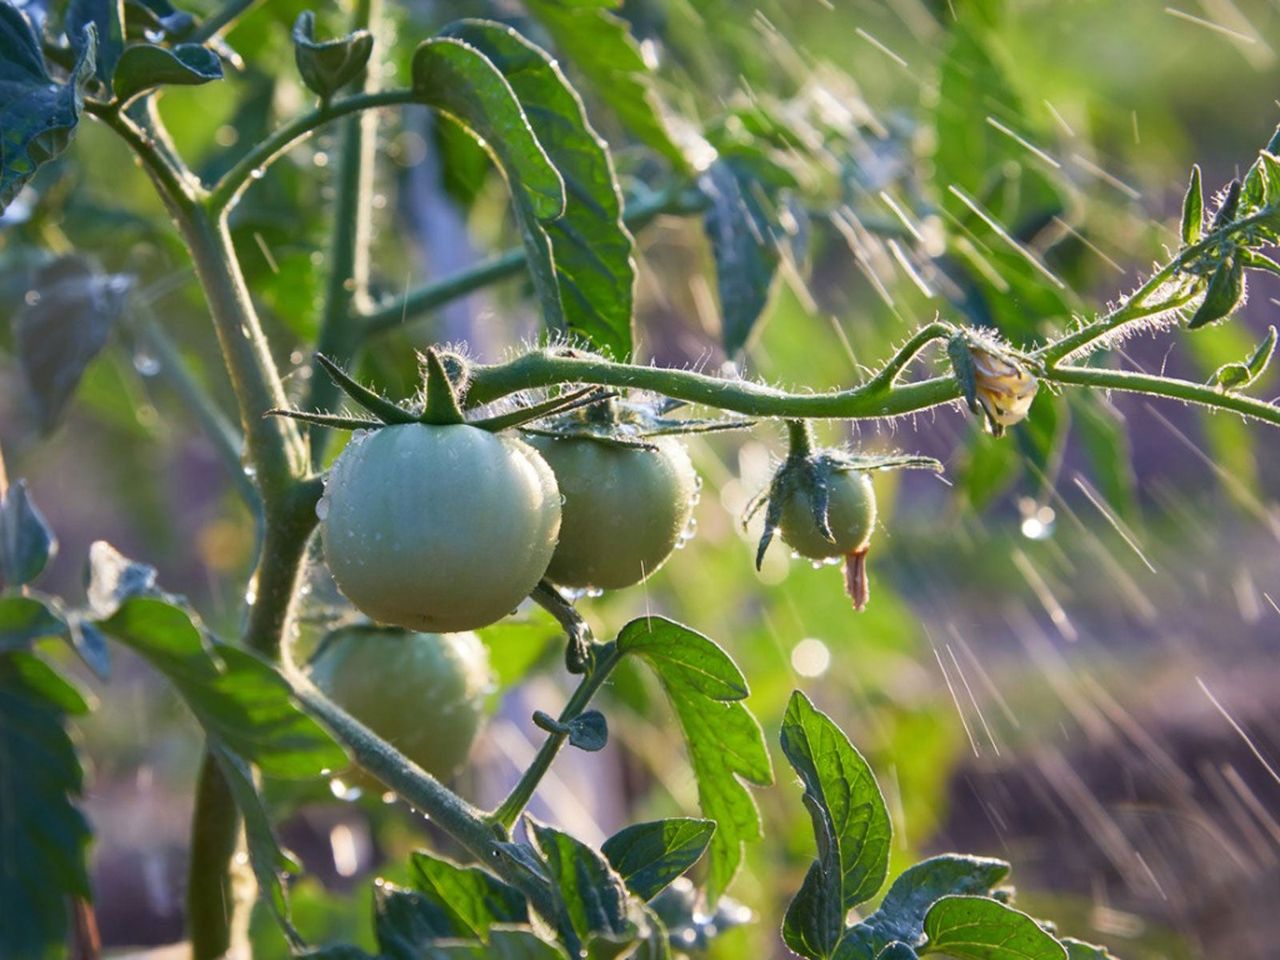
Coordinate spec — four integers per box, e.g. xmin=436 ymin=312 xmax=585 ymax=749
xmin=467 ymin=348 xmax=963 ymax=419
xmin=1046 ymin=364 xmax=1280 ymax=427
xmin=491 ymin=643 xmax=623 ymax=829
xmin=186 ymin=753 xmax=243 ymax=960
xmin=304 ymin=0 xmax=382 ymax=468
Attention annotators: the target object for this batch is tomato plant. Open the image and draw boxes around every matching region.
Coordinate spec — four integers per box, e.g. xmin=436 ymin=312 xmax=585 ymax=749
xmin=1 ymin=0 xmax=1279 ymax=958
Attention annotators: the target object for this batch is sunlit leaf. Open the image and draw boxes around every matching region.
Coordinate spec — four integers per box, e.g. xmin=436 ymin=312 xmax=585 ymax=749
xmin=779 ymin=690 xmax=891 ymax=959
xmin=602 ymin=818 xmax=715 ymax=902
xmin=443 ymin=20 xmax=635 ymax=359
xmin=920 ymin=897 xmax=1065 ymax=960
xmin=616 ymin=617 xmax=773 ymax=903
xmin=411 ymin=37 xmax=566 ymax=332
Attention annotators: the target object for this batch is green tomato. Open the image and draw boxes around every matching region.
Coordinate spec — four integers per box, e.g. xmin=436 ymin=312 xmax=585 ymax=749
xmin=321 ymin=423 xmax=560 ymax=632
xmin=526 ymin=434 xmax=698 ymax=590
xmin=778 ymin=468 xmax=876 ymax=560
xmin=308 ymin=626 xmax=492 ymax=784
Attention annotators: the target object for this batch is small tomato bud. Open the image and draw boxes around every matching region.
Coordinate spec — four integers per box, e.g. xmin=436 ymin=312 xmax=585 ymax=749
xmin=971 ymin=347 xmax=1038 ymax=430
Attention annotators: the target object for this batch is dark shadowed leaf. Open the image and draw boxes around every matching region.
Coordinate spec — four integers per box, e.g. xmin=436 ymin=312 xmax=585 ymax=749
xmin=291 ymin=11 xmax=373 ymax=100
xmin=567 ymin=709 xmax=608 ymax=751
xmin=0 ymin=652 xmax=91 ymax=960
xmin=521 ymin=0 xmax=686 ymax=167
xmin=602 ymin=818 xmax=716 ymax=901
xmin=123 ymin=0 xmax=195 ymax=40
xmin=0 ymin=6 xmax=95 ymax=213
xmin=921 ymin=897 xmax=1065 ymax=960
xmin=700 ymin=159 xmax=783 ymax=356
xmin=443 ymin=20 xmax=635 ymax=359
xmin=13 ymin=256 xmax=133 ymax=434
xmin=779 ymin=690 xmax=892 ymax=959
xmin=411 ymin=37 xmax=566 ymax=333
xmin=68 ymin=0 xmax=124 ymax=88
xmin=113 ymin=41 xmax=222 ymax=101
xmin=616 ymin=617 xmax=773 ymax=902
xmin=0 ymin=480 xmax=57 ymax=588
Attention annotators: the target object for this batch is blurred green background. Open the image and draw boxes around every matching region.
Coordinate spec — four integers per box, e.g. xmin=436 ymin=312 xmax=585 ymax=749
xmin=3 ymin=0 xmax=1279 ymax=957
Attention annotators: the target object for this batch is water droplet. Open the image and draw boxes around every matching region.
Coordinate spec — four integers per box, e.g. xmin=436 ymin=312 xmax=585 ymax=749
xmin=315 ymin=496 xmax=331 ymax=520
xmin=329 ymin=777 xmax=362 ymax=801
xmin=23 ymin=290 xmax=40 ymax=306
xmin=250 ymin=168 xmax=265 ymax=180
xmin=313 ymin=151 xmax=329 ymax=168
xmin=132 ymin=351 xmax=160 ymax=377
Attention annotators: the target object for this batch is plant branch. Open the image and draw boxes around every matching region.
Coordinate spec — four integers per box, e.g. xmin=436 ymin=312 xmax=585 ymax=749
xmin=360 ymin=184 xmax=708 ymax=336
xmin=304 ymin=0 xmax=381 ymax=469
xmin=861 ymin=320 xmax=954 ymax=392
xmin=189 ymin=0 xmax=267 ymax=42
xmin=490 ymin=643 xmax=623 ymax=830
xmin=1039 ymin=208 xmax=1277 ymax=365
xmin=1045 ymin=364 xmax=1280 ymax=426
xmin=207 ymin=89 xmax=419 ymax=213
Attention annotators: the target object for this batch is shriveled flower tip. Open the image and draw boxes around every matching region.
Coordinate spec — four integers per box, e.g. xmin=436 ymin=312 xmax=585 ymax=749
xmin=971 ymin=348 xmax=1038 ymax=427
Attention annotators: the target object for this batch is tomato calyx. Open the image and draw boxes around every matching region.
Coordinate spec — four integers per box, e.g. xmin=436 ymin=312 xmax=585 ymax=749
xmin=267 ymin=346 xmax=614 ymax=435
xmin=520 ymin=393 xmax=753 ymax=451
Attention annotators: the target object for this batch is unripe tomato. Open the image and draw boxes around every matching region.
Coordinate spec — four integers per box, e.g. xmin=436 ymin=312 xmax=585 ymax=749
xmin=778 ymin=468 xmax=876 ymax=560
xmin=309 ymin=626 xmax=492 ymax=783
xmin=526 ymin=434 xmax=698 ymax=590
xmin=321 ymin=423 xmax=560 ymax=632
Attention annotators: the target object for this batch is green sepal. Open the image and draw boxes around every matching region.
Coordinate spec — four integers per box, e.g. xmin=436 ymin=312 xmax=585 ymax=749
xmin=947 ymin=334 xmax=981 ymax=414
xmin=265 ymin=409 xmax=385 ymax=431
xmin=314 ymin=354 xmax=418 ymax=424
xmin=469 ymin=387 xmax=614 ymax=433
xmin=1188 ymin=255 xmax=1245 ymax=329
xmin=418 ymin=348 xmax=466 ymax=425
xmin=291 ymin=10 xmax=373 ymax=101
xmin=1210 ymin=178 xmax=1242 ymax=230
xmin=1180 ymin=164 xmax=1203 ymax=246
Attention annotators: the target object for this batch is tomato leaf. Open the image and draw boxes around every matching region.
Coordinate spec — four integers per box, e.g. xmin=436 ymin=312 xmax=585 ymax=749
xmin=408 ymin=850 xmax=529 ymax=939
xmin=779 ymin=690 xmax=892 ymax=960
xmin=97 ymin=595 xmax=346 ymax=777
xmin=920 ymin=897 xmax=1065 ymax=959
xmin=67 ymin=0 xmax=125 ymax=89
xmin=0 ymin=651 xmax=92 ymax=960
xmin=527 ymin=818 xmax=640 ymax=954
xmin=411 ymin=37 xmax=567 ymax=333
xmin=85 ymin=540 xmax=160 ymax=619
xmin=1061 ymin=939 xmax=1115 ymax=959
xmin=616 ymin=617 xmax=773 ymax=903
xmin=566 ymin=709 xmax=608 ymax=752
xmin=0 ymin=595 xmax=67 ymax=652
xmin=700 ymin=159 xmax=785 ymax=357
xmin=0 ymin=5 xmax=95 ymax=213
xmin=0 ymin=479 xmax=57 ymax=588
xmin=113 ymin=41 xmax=223 ymax=102
xmin=291 ymin=11 xmax=372 ymax=100
xmin=602 ymin=818 xmax=716 ymax=901
xmin=443 ymin=20 xmax=636 ymax=360
xmin=13 ymin=256 xmax=133 ymax=434
xmin=520 ymin=0 xmax=687 ymax=169
xmin=840 ymin=855 xmax=1011 ymax=956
